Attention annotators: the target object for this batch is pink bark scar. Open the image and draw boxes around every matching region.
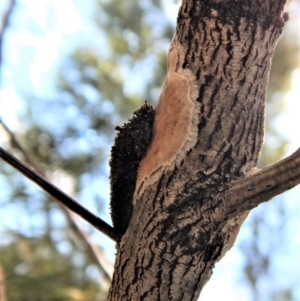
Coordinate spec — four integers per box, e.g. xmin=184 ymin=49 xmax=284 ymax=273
xmin=135 ymin=44 xmax=195 ymax=197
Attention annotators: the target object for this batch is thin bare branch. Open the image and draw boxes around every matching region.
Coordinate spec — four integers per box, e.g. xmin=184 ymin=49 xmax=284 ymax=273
xmin=0 ymin=147 xmax=121 ymax=242
xmin=0 ymin=1 xmax=116 ymax=282
xmin=1 ymin=124 xmax=117 ymax=283
xmin=0 ymin=120 xmax=44 ymax=175
xmin=225 ymin=148 xmax=300 ymax=218
xmin=1 ymin=121 xmax=118 ymax=282
xmin=0 ymin=0 xmax=16 ymax=66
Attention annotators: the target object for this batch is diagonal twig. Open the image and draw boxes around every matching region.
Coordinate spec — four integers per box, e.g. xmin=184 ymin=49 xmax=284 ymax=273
xmin=0 ymin=147 xmax=121 ymax=242
xmin=0 ymin=121 xmax=119 ymax=283
xmin=0 ymin=0 xmax=116 ymax=285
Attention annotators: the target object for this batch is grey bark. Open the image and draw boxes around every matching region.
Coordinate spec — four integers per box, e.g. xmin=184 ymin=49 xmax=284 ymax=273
xmin=226 ymin=147 xmax=300 ymax=216
xmin=108 ymin=0 xmax=297 ymax=300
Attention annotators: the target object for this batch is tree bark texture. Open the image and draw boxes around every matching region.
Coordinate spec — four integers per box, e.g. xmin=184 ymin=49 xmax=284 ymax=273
xmin=108 ymin=0 xmax=288 ymax=300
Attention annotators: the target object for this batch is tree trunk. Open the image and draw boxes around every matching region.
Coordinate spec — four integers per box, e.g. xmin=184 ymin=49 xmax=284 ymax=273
xmin=108 ymin=0 xmax=288 ymax=300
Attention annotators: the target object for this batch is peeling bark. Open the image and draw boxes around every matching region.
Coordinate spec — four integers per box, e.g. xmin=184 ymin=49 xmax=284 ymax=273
xmin=107 ymin=0 xmax=291 ymax=300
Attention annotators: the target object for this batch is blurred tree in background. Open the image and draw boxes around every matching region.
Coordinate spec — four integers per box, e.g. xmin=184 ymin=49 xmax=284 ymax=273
xmin=0 ymin=0 xmax=299 ymax=300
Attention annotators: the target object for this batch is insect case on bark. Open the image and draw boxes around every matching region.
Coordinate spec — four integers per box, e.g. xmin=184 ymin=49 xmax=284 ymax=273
xmin=109 ymin=102 xmax=155 ymax=235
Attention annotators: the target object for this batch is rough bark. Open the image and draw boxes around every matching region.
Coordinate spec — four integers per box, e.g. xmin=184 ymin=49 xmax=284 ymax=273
xmin=225 ymin=147 xmax=300 ymax=216
xmin=108 ymin=0 xmax=289 ymax=300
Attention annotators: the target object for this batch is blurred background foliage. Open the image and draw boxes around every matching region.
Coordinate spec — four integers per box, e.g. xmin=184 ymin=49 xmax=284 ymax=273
xmin=0 ymin=0 xmax=299 ymax=300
